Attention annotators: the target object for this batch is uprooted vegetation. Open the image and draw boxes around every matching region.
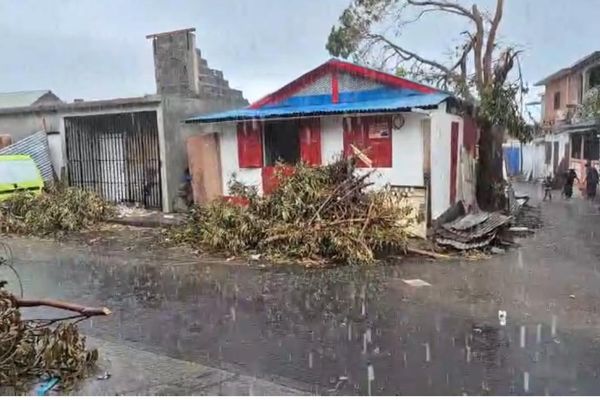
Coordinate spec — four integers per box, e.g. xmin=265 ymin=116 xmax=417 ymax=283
xmin=0 ymin=185 xmax=115 ymax=236
xmin=0 ymin=289 xmax=100 ymax=394
xmin=168 ymin=159 xmax=416 ymax=266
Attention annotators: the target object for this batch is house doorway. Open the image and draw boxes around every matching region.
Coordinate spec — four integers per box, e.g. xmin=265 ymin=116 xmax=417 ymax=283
xmin=263 ymin=120 xmax=300 ymax=166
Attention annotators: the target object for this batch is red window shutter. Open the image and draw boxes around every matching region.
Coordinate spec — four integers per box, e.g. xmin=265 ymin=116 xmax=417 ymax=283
xmin=365 ymin=116 xmax=392 ymax=168
xmin=344 ymin=116 xmax=392 ymax=167
xmin=343 ymin=117 xmax=370 ymax=167
xmin=300 ymin=118 xmax=321 ymax=166
xmin=237 ymin=121 xmax=263 ymax=168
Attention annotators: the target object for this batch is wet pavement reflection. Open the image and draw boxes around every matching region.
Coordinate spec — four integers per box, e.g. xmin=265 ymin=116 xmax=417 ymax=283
xmin=8 ymin=251 xmax=600 ymax=395
xmin=6 ymin=184 xmax=600 ymax=395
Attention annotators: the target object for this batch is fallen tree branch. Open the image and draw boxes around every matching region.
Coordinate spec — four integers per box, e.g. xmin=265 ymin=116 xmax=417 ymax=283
xmin=15 ymin=298 xmax=112 ymax=317
xmin=406 ymin=246 xmax=453 ymax=260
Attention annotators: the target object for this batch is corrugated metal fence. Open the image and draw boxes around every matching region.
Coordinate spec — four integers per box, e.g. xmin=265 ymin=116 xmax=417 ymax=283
xmin=0 ymin=130 xmax=55 ymax=182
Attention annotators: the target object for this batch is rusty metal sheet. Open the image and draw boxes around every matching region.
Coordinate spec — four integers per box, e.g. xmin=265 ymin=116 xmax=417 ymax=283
xmin=443 ymin=212 xmax=490 ymax=231
xmin=435 ymin=211 xmax=512 ymax=250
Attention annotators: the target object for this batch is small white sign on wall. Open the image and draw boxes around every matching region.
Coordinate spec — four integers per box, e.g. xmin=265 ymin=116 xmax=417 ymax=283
xmin=368 ymin=122 xmax=390 ymax=139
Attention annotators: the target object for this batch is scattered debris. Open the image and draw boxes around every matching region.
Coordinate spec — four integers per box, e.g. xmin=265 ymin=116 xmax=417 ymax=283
xmin=115 ymin=205 xmax=155 ymax=218
xmin=434 ymin=189 xmax=540 ymax=253
xmin=96 ymin=372 xmax=111 ymax=381
xmin=435 ymin=211 xmax=512 ymax=250
xmin=0 ymin=289 xmax=110 ymax=393
xmin=498 ymin=310 xmax=507 ymax=326
xmin=490 ymin=246 xmax=506 ymax=255
xmin=509 ymin=226 xmax=534 ymax=234
xmin=512 ymin=204 xmax=543 ymax=230
xmin=0 ymin=185 xmax=114 ymax=236
xmin=168 ymin=159 xmax=415 ymax=265
xmin=406 ymin=247 xmax=452 ymax=260
xmin=402 ymin=279 xmax=432 ymax=287
xmin=34 ymin=377 xmax=60 ymax=396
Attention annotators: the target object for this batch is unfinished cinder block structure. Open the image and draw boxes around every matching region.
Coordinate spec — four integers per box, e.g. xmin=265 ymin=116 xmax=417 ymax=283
xmin=0 ymin=27 xmax=247 ymax=212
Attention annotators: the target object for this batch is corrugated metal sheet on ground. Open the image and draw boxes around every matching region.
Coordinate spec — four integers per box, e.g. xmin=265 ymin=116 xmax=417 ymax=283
xmin=186 ymin=92 xmax=450 ymax=123
xmin=0 ymin=131 xmax=55 ymax=182
xmin=439 ymin=213 xmax=511 ymax=242
xmin=443 ymin=212 xmax=490 ymax=231
xmin=436 ymin=234 xmax=496 ymax=250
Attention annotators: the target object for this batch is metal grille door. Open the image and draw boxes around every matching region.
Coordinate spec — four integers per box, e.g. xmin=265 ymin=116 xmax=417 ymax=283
xmin=65 ymin=111 xmax=162 ymax=209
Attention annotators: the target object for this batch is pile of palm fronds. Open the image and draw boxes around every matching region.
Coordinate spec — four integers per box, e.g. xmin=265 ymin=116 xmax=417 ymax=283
xmin=169 ymin=159 xmax=415 ymax=265
xmin=0 ymin=185 xmax=114 ymax=235
xmin=0 ymin=290 xmax=98 ymax=394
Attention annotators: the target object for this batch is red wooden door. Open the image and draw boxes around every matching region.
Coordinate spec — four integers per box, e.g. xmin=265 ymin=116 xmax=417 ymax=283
xmin=450 ymin=122 xmax=459 ymax=204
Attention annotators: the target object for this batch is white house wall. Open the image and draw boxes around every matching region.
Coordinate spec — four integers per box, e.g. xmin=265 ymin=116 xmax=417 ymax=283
xmin=354 ymin=113 xmax=426 ymax=189
xmin=214 ymin=110 xmax=467 ymax=221
xmin=219 ymin=122 xmax=263 ymax=194
xmin=321 ymin=116 xmax=344 ymax=163
xmin=430 ymin=105 xmax=463 ymax=219
xmin=522 ymin=139 xmax=547 ymax=180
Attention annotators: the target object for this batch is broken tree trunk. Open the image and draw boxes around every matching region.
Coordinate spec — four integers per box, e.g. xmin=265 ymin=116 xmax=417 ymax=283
xmin=477 ymin=123 xmax=506 ymax=211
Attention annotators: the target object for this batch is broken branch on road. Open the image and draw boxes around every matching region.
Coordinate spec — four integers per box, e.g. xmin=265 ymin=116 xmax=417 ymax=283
xmin=0 ymin=289 xmax=110 ymax=394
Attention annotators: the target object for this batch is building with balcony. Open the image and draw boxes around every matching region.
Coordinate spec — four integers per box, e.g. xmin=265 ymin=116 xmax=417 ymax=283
xmin=531 ymin=52 xmax=600 ymax=190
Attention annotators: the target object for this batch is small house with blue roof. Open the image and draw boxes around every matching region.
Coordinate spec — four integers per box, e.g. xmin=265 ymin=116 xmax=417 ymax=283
xmin=185 ymin=59 xmax=479 ymax=219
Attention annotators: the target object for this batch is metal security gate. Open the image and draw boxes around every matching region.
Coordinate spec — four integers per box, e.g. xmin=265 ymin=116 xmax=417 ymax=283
xmin=65 ymin=111 xmax=162 ymax=209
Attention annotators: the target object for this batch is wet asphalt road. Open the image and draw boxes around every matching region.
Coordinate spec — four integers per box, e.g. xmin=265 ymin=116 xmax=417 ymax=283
xmin=4 ymin=183 xmax=600 ymax=395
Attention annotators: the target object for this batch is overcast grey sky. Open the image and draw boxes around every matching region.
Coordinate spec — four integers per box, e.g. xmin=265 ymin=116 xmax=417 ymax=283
xmin=0 ymin=0 xmax=597 ymax=104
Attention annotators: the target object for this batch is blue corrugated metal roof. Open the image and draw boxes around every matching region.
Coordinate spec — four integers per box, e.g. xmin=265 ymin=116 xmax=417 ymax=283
xmin=186 ymin=92 xmax=450 ymax=123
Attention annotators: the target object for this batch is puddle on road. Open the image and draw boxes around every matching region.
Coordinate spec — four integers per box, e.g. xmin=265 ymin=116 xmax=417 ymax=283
xmin=9 ymin=248 xmax=600 ymax=395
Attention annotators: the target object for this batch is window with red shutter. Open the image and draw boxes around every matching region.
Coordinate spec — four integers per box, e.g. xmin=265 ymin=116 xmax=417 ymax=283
xmin=365 ymin=116 xmax=392 ymax=167
xmin=237 ymin=121 xmax=263 ymax=168
xmin=343 ymin=116 xmax=392 ymax=167
xmin=299 ymin=118 xmax=321 ymax=166
xmin=343 ymin=117 xmax=368 ymax=167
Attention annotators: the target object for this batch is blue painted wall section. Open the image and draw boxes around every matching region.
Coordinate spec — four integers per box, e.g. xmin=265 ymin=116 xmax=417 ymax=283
xmin=504 ymin=145 xmax=521 ymax=176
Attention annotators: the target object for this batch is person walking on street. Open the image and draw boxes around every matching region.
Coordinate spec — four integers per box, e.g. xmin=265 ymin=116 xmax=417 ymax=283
xmin=563 ymin=168 xmax=579 ymax=199
xmin=543 ymin=174 xmax=553 ymax=201
xmin=585 ymin=162 xmax=599 ymax=200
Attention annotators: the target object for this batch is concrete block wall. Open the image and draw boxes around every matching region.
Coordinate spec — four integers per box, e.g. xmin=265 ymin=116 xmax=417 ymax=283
xmin=149 ymin=29 xmax=245 ymax=103
xmin=195 ymin=49 xmax=245 ymax=102
xmin=150 ymin=29 xmax=199 ymax=96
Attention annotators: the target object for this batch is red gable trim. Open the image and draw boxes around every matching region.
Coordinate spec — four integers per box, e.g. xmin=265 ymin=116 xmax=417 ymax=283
xmin=249 ymin=62 xmax=331 ymax=109
xmin=249 ymin=59 xmax=438 ymax=109
xmin=332 ymin=70 xmax=339 ymax=104
xmin=329 ymin=59 xmax=438 ymax=94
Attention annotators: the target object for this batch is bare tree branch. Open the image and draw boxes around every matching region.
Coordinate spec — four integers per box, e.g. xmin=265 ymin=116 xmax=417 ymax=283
xmin=369 ymin=34 xmax=452 ymax=74
xmin=407 ymin=0 xmax=476 ymax=21
xmin=471 ymin=4 xmax=485 ymax=91
xmin=16 ymin=298 xmax=112 ymax=317
xmin=483 ymin=0 xmax=504 ymax=84
xmin=494 ymin=48 xmax=522 ymax=85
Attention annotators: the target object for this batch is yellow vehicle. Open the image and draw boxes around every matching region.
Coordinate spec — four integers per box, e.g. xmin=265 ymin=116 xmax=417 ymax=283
xmin=0 ymin=155 xmax=44 ymax=201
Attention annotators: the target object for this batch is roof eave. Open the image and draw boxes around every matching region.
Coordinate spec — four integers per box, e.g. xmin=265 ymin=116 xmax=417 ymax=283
xmin=186 ymin=104 xmax=443 ymax=124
